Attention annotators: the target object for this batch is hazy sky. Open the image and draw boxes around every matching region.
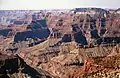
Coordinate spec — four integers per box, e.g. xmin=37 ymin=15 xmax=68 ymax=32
xmin=0 ymin=0 xmax=120 ymax=9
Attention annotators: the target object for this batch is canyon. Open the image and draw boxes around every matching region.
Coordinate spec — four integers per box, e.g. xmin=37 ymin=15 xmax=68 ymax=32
xmin=0 ymin=8 xmax=120 ymax=78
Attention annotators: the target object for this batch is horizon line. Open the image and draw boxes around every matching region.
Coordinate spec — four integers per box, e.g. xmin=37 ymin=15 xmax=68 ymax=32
xmin=0 ymin=7 xmax=119 ymax=10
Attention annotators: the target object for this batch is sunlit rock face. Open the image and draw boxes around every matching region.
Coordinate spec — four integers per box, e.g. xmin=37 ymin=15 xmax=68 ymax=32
xmin=14 ymin=19 xmax=50 ymax=42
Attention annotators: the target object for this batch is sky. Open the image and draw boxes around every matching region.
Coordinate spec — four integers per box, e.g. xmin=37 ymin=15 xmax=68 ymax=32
xmin=0 ymin=0 xmax=120 ymax=10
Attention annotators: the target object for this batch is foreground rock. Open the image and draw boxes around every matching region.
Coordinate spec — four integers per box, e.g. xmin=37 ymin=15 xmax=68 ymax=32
xmin=68 ymin=55 xmax=120 ymax=78
xmin=39 ymin=54 xmax=84 ymax=78
xmin=0 ymin=53 xmax=54 ymax=78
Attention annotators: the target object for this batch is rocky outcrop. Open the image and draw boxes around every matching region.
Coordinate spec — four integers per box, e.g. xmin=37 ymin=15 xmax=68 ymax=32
xmin=39 ymin=54 xmax=84 ymax=78
xmin=0 ymin=53 xmax=54 ymax=78
xmin=68 ymin=55 xmax=120 ymax=78
xmin=36 ymin=44 xmax=120 ymax=78
xmin=1 ymin=9 xmax=120 ymax=47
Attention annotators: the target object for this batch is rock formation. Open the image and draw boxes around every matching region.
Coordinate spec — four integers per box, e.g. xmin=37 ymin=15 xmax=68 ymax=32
xmin=0 ymin=8 xmax=120 ymax=78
